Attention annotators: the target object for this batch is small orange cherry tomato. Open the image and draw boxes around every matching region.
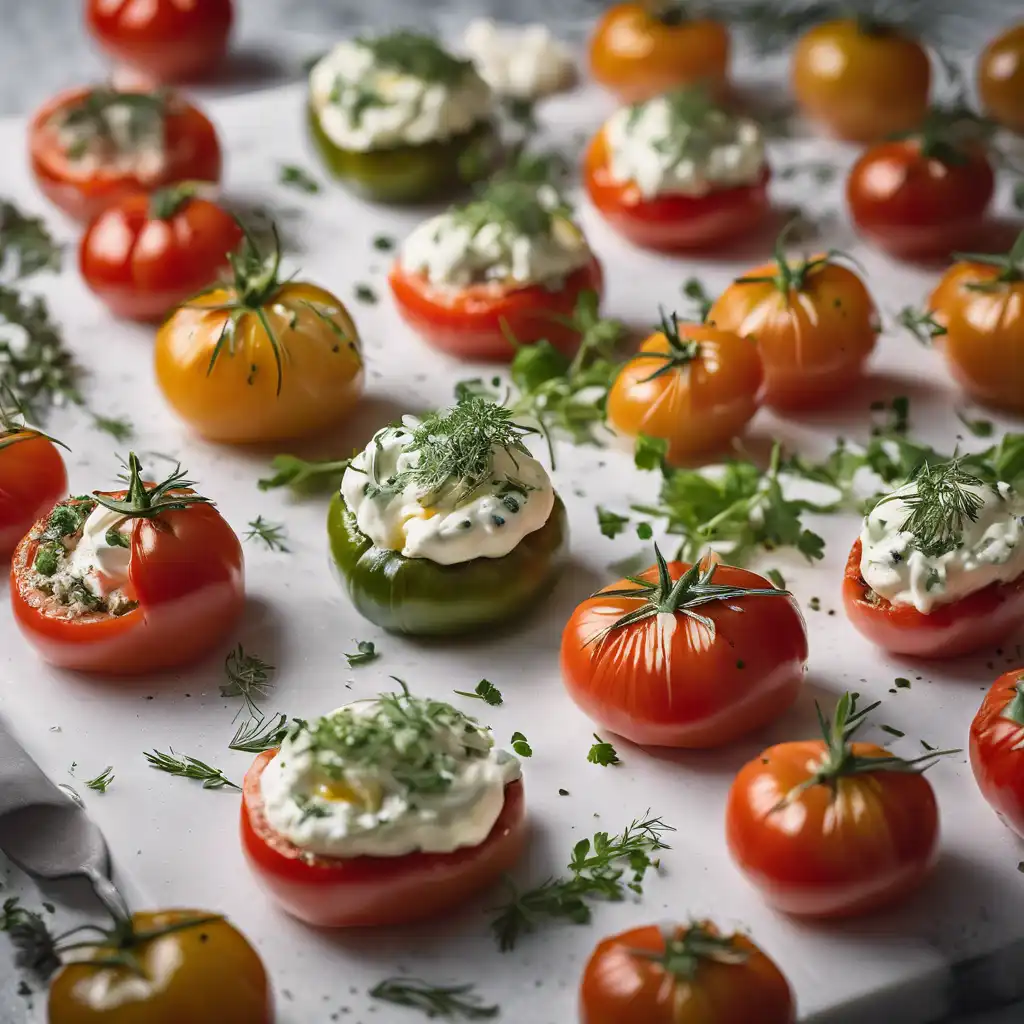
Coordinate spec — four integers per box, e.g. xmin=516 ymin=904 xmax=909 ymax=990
xmin=969 ymin=668 xmax=1024 ymax=839
xmin=791 ymin=19 xmax=931 ymax=142
xmin=606 ymin=311 xmax=762 ymax=461
xmin=580 ymin=920 xmax=796 ymax=1024
xmin=590 ymin=4 xmax=730 ymax=103
xmin=978 ymin=23 xmax=1024 ymax=134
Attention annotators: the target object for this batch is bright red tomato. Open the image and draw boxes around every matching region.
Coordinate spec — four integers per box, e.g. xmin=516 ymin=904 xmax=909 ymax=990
xmin=241 ymin=749 xmax=526 ymax=927
xmin=842 ymin=537 xmax=1024 ymax=659
xmin=86 ymin=0 xmax=234 ymax=84
xmin=29 ymin=86 xmax=221 ymax=222
xmin=561 ymin=552 xmax=807 ymax=748
xmin=970 ymin=669 xmax=1024 ymax=838
xmin=0 ymin=430 xmax=67 ymax=560
xmin=80 ymin=185 xmax=242 ymax=321
xmin=10 ymin=455 xmax=243 ymax=674
xmin=584 ymin=129 xmax=770 ymax=251
xmin=388 ymin=256 xmax=604 ymax=361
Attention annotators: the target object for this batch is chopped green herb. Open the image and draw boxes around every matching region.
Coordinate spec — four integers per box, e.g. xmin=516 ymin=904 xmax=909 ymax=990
xmin=83 ymin=767 xmax=114 ymax=793
xmin=345 ymin=640 xmax=378 ymax=667
xmin=144 ymin=750 xmax=239 ymax=790
xmin=634 ymin=433 xmax=669 ymax=471
xmin=636 ymin=522 xmax=653 ymax=540
xmin=0 ymin=201 xmax=61 ymax=280
xmin=220 ymin=645 xmax=275 ymax=717
xmin=356 ymin=31 xmax=472 ymax=85
xmin=808 ymin=596 xmax=821 ymax=611
xmin=278 ymin=164 xmax=321 ymax=194
xmin=354 ymin=283 xmax=377 ymax=304
xmin=372 ymin=234 xmax=395 ymax=252
xmin=257 ymin=454 xmax=350 ymax=493
xmin=766 ymin=568 xmax=786 ymax=589
xmin=897 ymin=306 xmax=947 ymax=344
xmin=558 ymin=788 xmax=569 ymax=796
xmin=680 ymin=276 xmax=713 ymax=320
xmin=0 ymin=897 xmax=60 ymax=977
xmin=894 ymin=677 xmax=911 ymax=689
xmin=90 ymin=413 xmax=133 ymax=441
xmin=510 ymin=731 xmax=533 ymax=758
xmin=229 ymin=713 xmax=293 ymax=753
xmin=879 ymin=724 xmax=906 ymax=738
xmin=370 ymin=977 xmax=498 ymax=1020
xmin=244 ymin=516 xmax=290 ymax=552
xmin=454 ymin=679 xmax=503 ymax=706
xmin=597 ymin=506 xmax=629 ymax=539
xmin=587 ymin=734 xmax=620 ymax=767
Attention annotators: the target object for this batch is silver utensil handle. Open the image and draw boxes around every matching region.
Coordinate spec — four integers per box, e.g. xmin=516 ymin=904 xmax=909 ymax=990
xmin=83 ymin=866 xmax=131 ymax=925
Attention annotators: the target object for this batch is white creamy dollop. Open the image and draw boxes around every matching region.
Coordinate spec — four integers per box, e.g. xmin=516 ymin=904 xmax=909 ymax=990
xmin=860 ymin=479 xmax=1024 ymax=614
xmin=463 ymin=19 xmax=576 ymax=99
xmin=259 ymin=697 xmax=521 ymax=858
xmin=604 ymin=93 xmax=765 ymax=200
xmin=63 ymin=503 xmax=132 ymax=599
xmin=341 ymin=416 xmax=555 ymax=565
xmin=308 ymin=35 xmax=493 ymax=151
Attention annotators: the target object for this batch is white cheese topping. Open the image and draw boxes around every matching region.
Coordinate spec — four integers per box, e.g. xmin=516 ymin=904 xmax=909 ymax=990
xmin=308 ymin=35 xmax=493 ymax=152
xmin=860 ymin=479 xmax=1024 ymax=614
xmin=63 ymin=503 xmax=132 ymax=598
xmin=462 ymin=18 xmax=576 ymax=99
xmin=604 ymin=92 xmax=765 ymax=200
xmin=341 ymin=414 xmax=555 ymax=566
xmin=259 ymin=696 xmax=521 ymax=858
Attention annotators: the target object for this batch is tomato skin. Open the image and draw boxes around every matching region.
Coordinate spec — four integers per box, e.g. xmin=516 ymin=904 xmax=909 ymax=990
xmin=606 ymin=323 xmax=763 ymax=462
xmin=842 ymin=537 xmax=1024 ymax=660
xmin=561 ymin=560 xmax=807 ymax=749
xmin=241 ymin=750 xmax=526 ymax=927
xmin=388 ymin=257 xmax=604 ymax=362
xmin=970 ymin=670 xmax=1024 ymax=838
xmin=80 ymin=192 xmax=242 ymax=321
xmin=726 ymin=739 xmax=940 ymax=917
xmin=584 ymin=130 xmax=770 ymax=251
xmin=29 ymin=87 xmax=221 ymax=222
xmin=0 ymin=435 xmax=67 ymax=559
xmin=86 ymin=0 xmax=233 ymax=84
xmin=10 ymin=492 xmax=244 ymax=674
xmin=978 ymin=24 xmax=1024 ymax=134
xmin=589 ymin=5 xmax=730 ymax=103
xmin=47 ymin=909 xmax=272 ymax=1024
xmin=846 ymin=140 xmax=995 ymax=260
xmin=791 ymin=20 xmax=931 ymax=142
xmin=579 ymin=922 xmax=795 ymax=1024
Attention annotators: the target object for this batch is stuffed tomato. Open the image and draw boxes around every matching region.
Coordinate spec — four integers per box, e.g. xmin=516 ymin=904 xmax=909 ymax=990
xmin=241 ymin=684 xmax=526 ymax=927
xmin=389 ymin=179 xmax=603 ymax=360
xmin=584 ymin=88 xmax=770 ymax=252
xmin=10 ymin=453 xmax=243 ymax=674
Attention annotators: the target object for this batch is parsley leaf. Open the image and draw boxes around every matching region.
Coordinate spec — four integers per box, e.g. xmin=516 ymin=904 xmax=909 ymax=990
xmin=634 ymin=433 xmax=668 ymax=471
xmin=510 ymin=731 xmax=533 ymax=757
xmin=455 ymin=679 xmax=503 ymax=706
xmin=345 ymin=640 xmax=378 ymax=667
xmin=587 ymin=734 xmax=620 ymax=766
xmin=597 ymin=506 xmax=629 ymax=538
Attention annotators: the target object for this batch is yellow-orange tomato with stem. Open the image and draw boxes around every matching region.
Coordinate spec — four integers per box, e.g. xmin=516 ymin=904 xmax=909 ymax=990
xmin=607 ymin=312 xmax=762 ymax=462
xmin=791 ymin=19 xmax=931 ymax=142
xmin=978 ymin=23 xmax=1024 ymax=134
xmin=155 ymin=228 xmax=363 ymax=443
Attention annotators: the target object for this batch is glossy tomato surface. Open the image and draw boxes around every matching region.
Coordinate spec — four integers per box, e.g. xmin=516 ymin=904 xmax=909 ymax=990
xmin=978 ymin=23 xmax=1024 ymax=134
xmin=842 ymin=537 xmax=1024 ymax=659
xmin=726 ymin=738 xmax=940 ymax=917
xmin=561 ymin=560 xmax=807 ymax=748
xmin=388 ymin=256 xmax=604 ymax=361
xmin=48 ymin=909 xmax=272 ymax=1024
xmin=0 ymin=434 xmax=67 ymax=559
xmin=80 ymin=189 xmax=242 ymax=321
xmin=241 ymin=750 xmax=526 ymax=927
xmin=584 ymin=131 xmax=770 ymax=252
xmin=11 ymin=492 xmax=244 ymax=674
xmin=87 ymin=0 xmax=233 ymax=84
xmin=970 ymin=669 xmax=1024 ymax=838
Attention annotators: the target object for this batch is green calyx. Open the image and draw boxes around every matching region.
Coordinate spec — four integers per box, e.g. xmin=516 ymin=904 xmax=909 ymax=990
xmin=91 ymin=452 xmax=212 ymax=521
xmin=651 ymin=2 xmax=691 ymax=27
xmin=629 ymin=308 xmax=701 ymax=383
xmin=629 ymin=923 xmax=748 ymax=981
xmin=957 ymin=229 xmax=1024 ymax=292
xmin=148 ymin=182 xmax=199 ymax=221
xmin=734 ymin=220 xmax=856 ymax=296
xmin=902 ymin=105 xmax=993 ymax=166
xmin=0 ymin=383 xmax=68 ymax=453
xmin=1000 ymin=676 xmax=1024 ymax=726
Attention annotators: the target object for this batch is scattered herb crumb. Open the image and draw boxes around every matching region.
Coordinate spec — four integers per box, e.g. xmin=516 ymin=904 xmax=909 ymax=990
xmin=279 ymin=164 xmax=321 ymax=194
xmin=345 ymin=640 xmax=378 ymax=667
xmin=91 ymin=414 xmax=133 ymax=441
xmin=558 ymin=788 xmax=569 ymax=796
xmin=880 ymin=724 xmax=905 ymax=738
xmin=369 ymin=977 xmax=498 ymax=1020
xmin=587 ymin=734 xmax=620 ymax=766
xmin=84 ymin=767 xmax=114 ymax=793
xmin=221 ymin=645 xmax=276 ymax=716
xmin=636 ymin=522 xmax=652 ymax=540
xmin=372 ymin=234 xmax=395 ymax=252
xmin=894 ymin=677 xmax=911 ymax=689
xmin=766 ymin=569 xmax=786 ymax=589
xmin=454 ymin=679 xmax=503 ymax=706
xmin=597 ymin=506 xmax=629 ymax=539
xmin=510 ymin=731 xmax=533 ymax=758
xmin=354 ymin=284 xmax=377 ymax=305
xmin=956 ymin=410 xmax=994 ymax=438
xmin=808 ymin=596 xmax=821 ymax=611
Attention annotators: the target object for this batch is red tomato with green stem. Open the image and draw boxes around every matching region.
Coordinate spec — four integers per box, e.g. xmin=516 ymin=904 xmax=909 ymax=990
xmin=80 ymin=184 xmax=243 ymax=321
xmin=240 ymin=748 xmax=526 ymax=927
xmin=970 ymin=669 xmax=1024 ymax=838
xmin=560 ymin=547 xmax=807 ymax=749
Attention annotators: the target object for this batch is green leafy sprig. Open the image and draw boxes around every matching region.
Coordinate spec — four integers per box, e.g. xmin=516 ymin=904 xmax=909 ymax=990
xmin=587 ymin=735 xmax=620 ymax=766
xmin=144 ymin=750 xmax=239 ymax=790
xmin=455 ymin=679 xmax=503 ymax=706
xmin=0 ymin=201 xmax=61 ymax=280
xmin=229 ymin=713 xmax=294 ymax=753
xmin=244 ymin=516 xmax=290 ymax=551
xmin=370 ymin=977 xmax=498 ymax=1020
xmin=257 ymin=454 xmax=351 ymax=493
xmin=92 ymin=453 xmax=212 ymax=521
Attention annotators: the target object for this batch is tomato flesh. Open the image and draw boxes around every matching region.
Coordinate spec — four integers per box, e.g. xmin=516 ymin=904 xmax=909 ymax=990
xmin=0 ymin=435 xmax=67 ymax=559
xmin=970 ymin=669 xmax=1024 ymax=839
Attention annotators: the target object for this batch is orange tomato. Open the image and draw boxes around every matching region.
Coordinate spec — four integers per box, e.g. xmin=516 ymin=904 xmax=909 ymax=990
xmin=155 ymin=230 xmax=363 ymax=443
xmin=590 ymin=4 xmax=730 ymax=103
xmin=580 ymin=921 xmax=795 ymax=1024
xmin=978 ymin=23 xmax=1024 ymax=134
xmin=606 ymin=313 xmax=762 ymax=461
xmin=791 ymin=19 xmax=931 ymax=142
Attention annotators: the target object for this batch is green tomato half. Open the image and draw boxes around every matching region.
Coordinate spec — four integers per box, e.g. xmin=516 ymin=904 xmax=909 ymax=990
xmin=327 ymin=491 xmax=569 ymax=636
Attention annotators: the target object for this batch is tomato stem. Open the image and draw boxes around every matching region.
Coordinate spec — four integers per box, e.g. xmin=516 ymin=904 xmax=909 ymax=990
xmin=628 ymin=308 xmax=701 ymax=383
xmin=149 ymin=182 xmax=199 ymax=220
xmin=956 ymin=229 xmax=1024 ymax=291
xmin=734 ymin=220 xmax=859 ymax=296
xmin=91 ymin=452 xmax=213 ymax=521
xmin=628 ymin=921 xmax=748 ymax=980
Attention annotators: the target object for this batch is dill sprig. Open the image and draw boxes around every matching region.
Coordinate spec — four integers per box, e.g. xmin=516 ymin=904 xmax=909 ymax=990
xmin=84 ymin=767 xmax=114 ymax=793
xmin=229 ymin=713 xmax=293 ymax=753
xmin=244 ymin=516 xmax=289 ymax=552
xmin=91 ymin=452 xmax=212 ymax=521
xmin=453 ymin=179 xmax=572 ymax=239
xmin=220 ymin=645 xmax=275 ymax=717
xmin=144 ymin=750 xmax=239 ymax=790
xmin=1 ymin=898 xmax=61 ymax=977
xmin=370 ymin=978 xmax=498 ymax=1020
xmin=0 ymin=201 xmax=61 ymax=280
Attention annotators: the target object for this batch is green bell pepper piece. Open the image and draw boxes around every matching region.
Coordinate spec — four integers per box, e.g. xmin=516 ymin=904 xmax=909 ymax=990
xmin=327 ymin=491 xmax=569 ymax=636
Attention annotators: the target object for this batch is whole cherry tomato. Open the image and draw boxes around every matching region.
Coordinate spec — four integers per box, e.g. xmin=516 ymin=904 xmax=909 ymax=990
xmin=970 ymin=669 xmax=1024 ymax=838
xmin=154 ymin=229 xmax=364 ymax=443
xmin=80 ymin=184 xmax=242 ymax=322
xmin=86 ymin=0 xmax=234 ymax=85
xmin=726 ymin=693 xmax=942 ymax=918
xmin=241 ymin=748 xmax=526 ymax=927
xmin=11 ymin=453 xmax=244 ymax=674
xmin=926 ymin=232 xmax=1024 ymax=413
xmin=561 ymin=548 xmax=807 ymax=748
xmin=47 ymin=909 xmax=272 ymax=1023
xmin=589 ymin=3 xmax=730 ymax=103
xmin=29 ymin=86 xmax=221 ymax=222
xmin=580 ymin=920 xmax=795 ymax=1024
xmin=791 ymin=19 xmax=931 ymax=142
xmin=978 ymin=23 xmax=1024 ymax=134
xmin=606 ymin=311 xmax=763 ymax=462
xmin=707 ymin=233 xmax=877 ymax=408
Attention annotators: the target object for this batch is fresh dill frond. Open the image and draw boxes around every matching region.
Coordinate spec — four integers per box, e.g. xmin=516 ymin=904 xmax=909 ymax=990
xmin=244 ymin=516 xmax=290 ymax=552
xmin=144 ymin=750 xmax=239 ymax=790
xmin=370 ymin=977 xmax=499 ymax=1020
xmin=229 ymin=713 xmax=292 ymax=753
xmin=220 ymin=645 xmax=276 ymax=717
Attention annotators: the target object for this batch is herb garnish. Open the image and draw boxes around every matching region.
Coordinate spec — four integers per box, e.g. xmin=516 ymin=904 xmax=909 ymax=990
xmin=510 ymin=731 xmax=533 ymax=757
xmin=221 ymin=645 xmax=275 ymax=717
xmin=257 ymin=454 xmax=351 ymax=493
xmin=91 ymin=414 xmax=133 ymax=441
xmin=92 ymin=453 xmax=212 ymax=522
xmin=370 ymin=977 xmax=498 ymax=1020
xmin=897 ymin=306 xmax=947 ymax=343
xmin=229 ymin=713 xmax=293 ymax=753
xmin=452 ymin=179 xmax=572 ymax=241
xmin=455 ymin=679 xmax=503 ymax=706
xmin=0 ymin=201 xmax=61 ymax=280
xmin=680 ymin=277 xmax=713 ymax=320
xmin=55 ymin=89 xmax=166 ymax=161
xmin=631 ymin=921 xmax=749 ymax=979
xmin=957 ymin=411 xmax=994 ymax=438
xmin=357 ymin=31 xmax=472 ymax=84
xmin=84 ymin=767 xmax=114 ymax=793
xmin=597 ymin=506 xmax=630 ymax=539
xmin=345 ymin=640 xmax=379 ymax=667
xmin=587 ymin=734 xmax=620 ymax=766
xmin=144 ymin=750 xmax=239 ymax=790
xmin=0 ymin=384 xmax=67 ymax=454
xmin=354 ymin=283 xmax=377 ymax=304
xmin=244 ymin=516 xmax=289 ymax=551
xmin=372 ymin=234 xmax=395 ymax=252
xmin=278 ymin=164 xmax=321 ymax=194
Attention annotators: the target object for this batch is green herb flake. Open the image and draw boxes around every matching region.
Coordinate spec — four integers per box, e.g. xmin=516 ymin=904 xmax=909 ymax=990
xmin=956 ymin=410 xmax=994 ymax=437
xmin=372 ymin=234 xmax=395 ymax=252
xmin=454 ymin=679 xmax=503 ymax=706
xmin=345 ymin=640 xmax=379 ymax=667
xmin=634 ymin=433 xmax=669 ymax=471
xmin=354 ymin=283 xmax=378 ymax=305
xmin=880 ymin=724 xmax=906 ymax=738
xmin=808 ymin=596 xmax=821 ymax=611
xmin=369 ymin=977 xmax=498 ymax=1020
xmin=278 ymin=164 xmax=321 ymax=194
xmin=84 ymin=767 xmax=114 ymax=793
xmin=510 ymin=731 xmax=533 ymax=758
xmin=894 ymin=677 xmax=911 ymax=689
xmin=766 ymin=568 xmax=786 ymax=589
xmin=597 ymin=506 xmax=629 ymax=539
xmin=244 ymin=516 xmax=290 ymax=552
xmin=258 ymin=454 xmax=350 ymax=493
xmin=0 ymin=201 xmax=61 ymax=280
xmin=220 ymin=645 xmax=275 ymax=717
xmin=636 ymin=522 xmax=653 ymax=540
xmin=587 ymin=734 xmax=621 ymax=767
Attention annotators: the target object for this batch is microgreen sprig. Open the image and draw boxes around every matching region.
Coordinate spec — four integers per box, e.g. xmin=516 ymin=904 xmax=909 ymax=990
xmin=257 ymin=454 xmax=351 ymax=493
xmin=91 ymin=452 xmax=212 ymax=521
xmin=244 ymin=516 xmax=289 ymax=551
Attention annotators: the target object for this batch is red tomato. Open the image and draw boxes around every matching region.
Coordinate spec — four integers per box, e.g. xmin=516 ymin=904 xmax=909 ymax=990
xmin=561 ymin=552 xmax=807 ymax=748
xmin=0 ymin=432 xmax=67 ymax=559
xmin=970 ymin=669 xmax=1024 ymax=838
xmin=29 ymin=86 xmax=221 ymax=222
xmin=842 ymin=537 xmax=1024 ymax=659
xmin=846 ymin=138 xmax=995 ymax=260
xmin=726 ymin=695 xmax=941 ymax=917
xmin=388 ymin=256 xmax=604 ymax=361
xmin=241 ymin=749 xmax=526 ymax=927
xmin=580 ymin=921 xmax=795 ymax=1024
xmin=80 ymin=186 xmax=242 ymax=321
xmin=584 ymin=129 xmax=770 ymax=251
xmin=86 ymin=0 xmax=233 ymax=84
